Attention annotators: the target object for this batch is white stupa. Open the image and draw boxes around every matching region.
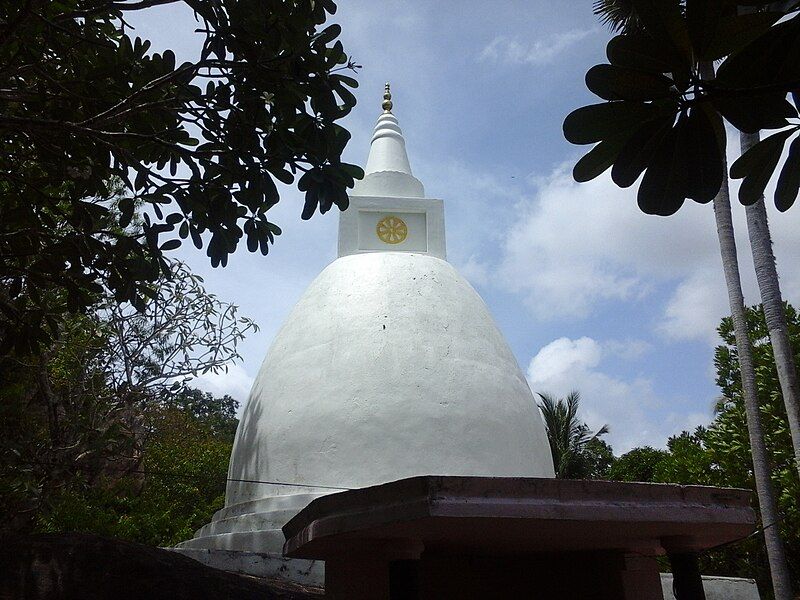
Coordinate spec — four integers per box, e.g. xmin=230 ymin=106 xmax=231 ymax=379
xmin=178 ymin=84 xmax=554 ymax=558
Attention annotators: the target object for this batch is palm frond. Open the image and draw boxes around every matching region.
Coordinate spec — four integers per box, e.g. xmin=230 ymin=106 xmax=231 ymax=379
xmin=592 ymin=0 xmax=685 ymax=34
xmin=592 ymin=0 xmax=639 ymax=33
xmin=537 ymin=391 xmax=609 ymax=479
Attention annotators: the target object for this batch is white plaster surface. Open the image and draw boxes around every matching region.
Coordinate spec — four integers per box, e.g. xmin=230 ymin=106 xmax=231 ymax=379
xmin=180 ymin=252 xmax=553 ymax=556
xmin=352 ymin=169 xmax=424 ymax=198
xmin=338 ymin=196 xmax=446 ymax=259
xmin=661 ymin=574 xmax=760 ymax=599
xmin=227 ymin=251 xmax=554 ymax=507
xmin=351 ymin=110 xmax=424 ymax=198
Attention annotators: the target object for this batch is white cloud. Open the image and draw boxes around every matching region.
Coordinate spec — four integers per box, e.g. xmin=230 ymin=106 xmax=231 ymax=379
xmin=603 ymin=338 xmax=652 ymax=361
xmin=527 ymin=336 xmax=705 ymax=452
xmin=479 ymin=29 xmax=597 ymax=66
xmin=192 ymin=363 xmax=255 ymax=413
xmin=528 ymin=336 xmax=601 ymax=383
xmin=457 ymin=255 xmax=490 ymax=287
xmin=658 ymin=267 xmax=729 ymax=342
xmin=498 ymin=157 xmax=800 ymax=344
xmin=499 ymin=164 xmax=711 ymax=321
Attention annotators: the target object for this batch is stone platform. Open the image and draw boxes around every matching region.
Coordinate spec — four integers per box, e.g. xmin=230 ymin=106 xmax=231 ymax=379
xmin=282 ymin=476 xmax=756 ymax=600
xmin=174 ymin=489 xmax=335 ymax=555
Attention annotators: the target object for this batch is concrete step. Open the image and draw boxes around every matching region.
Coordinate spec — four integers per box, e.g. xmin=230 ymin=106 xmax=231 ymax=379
xmin=195 ymin=508 xmax=298 ymax=539
xmin=175 ymin=529 xmax=286 ymax=554
xmin=211 ymin=492 xmax=331 ymax=523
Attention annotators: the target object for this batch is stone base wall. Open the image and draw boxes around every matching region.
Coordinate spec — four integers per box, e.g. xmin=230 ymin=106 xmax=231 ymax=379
xmin=172 ymin=548 xmax=762 ymax=599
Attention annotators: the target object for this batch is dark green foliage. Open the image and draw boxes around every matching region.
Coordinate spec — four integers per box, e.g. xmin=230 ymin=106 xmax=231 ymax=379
xmin=537 ymin=391 xmax=611 ymax=479
xmin=161 ymin=388 xmax=239 ymax=440
xmin=607 ymin=446 xmax=669 ymax=482
xmin=37 ymin=404 xmax=236 ymax=546
xmin=583 ymin=438 xmax=616 ymax=479
xmin=0 ymin=0 xmax=362 ymax=355
xmin=0 ymin=256 xmax=254 ymax=536
xmin=567 ymin=0 xmax=800 ymax=215
xmin=651 ymin=429 xmax=715 ymax=485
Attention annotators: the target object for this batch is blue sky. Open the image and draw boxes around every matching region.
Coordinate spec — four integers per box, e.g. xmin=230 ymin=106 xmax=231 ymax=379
xmin=131 ymin=1 xmax=800 ymax=453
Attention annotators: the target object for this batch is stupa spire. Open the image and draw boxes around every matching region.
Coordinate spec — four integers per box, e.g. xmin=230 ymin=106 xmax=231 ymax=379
xmin=382 ymin=82 xmax=393 ymax=112
xmin=351 ymin=82 xmax=425 ymax=198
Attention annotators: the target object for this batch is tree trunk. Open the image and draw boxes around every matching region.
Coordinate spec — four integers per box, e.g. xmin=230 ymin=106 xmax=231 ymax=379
xmin=712 ymin=148 xmax=795 ymax=600
xmin=698 ymin=59 xmax=793 ymax=600
xmin=741 ymin=130 xmax=800 ymax=480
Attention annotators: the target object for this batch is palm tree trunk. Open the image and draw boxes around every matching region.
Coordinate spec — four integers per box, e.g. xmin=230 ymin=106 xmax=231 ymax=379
xmin=741 ymin=130 xmax=800 ymax=480
xmin=697 ymin=60 xmax=793 ymax=599
xmin=711 ymin=138 xmax=794 ymax=600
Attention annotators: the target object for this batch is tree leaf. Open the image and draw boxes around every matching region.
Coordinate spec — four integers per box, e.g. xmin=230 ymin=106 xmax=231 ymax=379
xmin=730 ymin=129 xmax=794 ymax=205
xmin=631 ymin=0 xmax=694 ymax=65
xmin=612 ymin=117 xmax=672 ymax=188
xmin=698 ymin=12 xmax=782 ymax=62
xmin=165 ymin=212 xmax=183 ymax=225
xmin=716 ymin=14 xmax=800 ymax=90
xmin=774 ymin=133 xmax=800 ymax=211
xmin=573 ymin=137 xmax=625 ymax=183
xmin=683 ymin=102 xmax=724 ymax=203
xmin=637 ymin=119 xmax=688 ymax=216
xmin=301 ymin=189 xmax=318 ymax=220
xmin=711 ymin=93 xmax=797 ymax=133
xmin=686 ymin=0 xmax=733 ymax=61
xmin=563 ymin=101 xmax=673 ymax=145
xmin=160 ymin=239 xmax=182 ymax=251
xmin=585 ymin=64 xmax=673 ymax=101
xmin=118 ymin=197 xmax=135 ymax=228
xmin=190 ymin=227 xmax=203 ymax=250
xmin=314 ymin=24 xmax=342 ymax=45
xmin=606 ymin=33 xmax=685 ymax=73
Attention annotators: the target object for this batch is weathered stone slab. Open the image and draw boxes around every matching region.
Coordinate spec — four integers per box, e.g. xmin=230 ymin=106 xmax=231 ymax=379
xmin=167 ymin=547 xmax=323 ymax=587
xmin=661 ymin=574 xmax=760 ymax=599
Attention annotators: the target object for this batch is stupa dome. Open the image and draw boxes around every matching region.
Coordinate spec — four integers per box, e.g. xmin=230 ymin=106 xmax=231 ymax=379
xmin=178 ymin=84 xmax=553 ymax=556
xmin=228 ymin=251 xmax=553 ymax=503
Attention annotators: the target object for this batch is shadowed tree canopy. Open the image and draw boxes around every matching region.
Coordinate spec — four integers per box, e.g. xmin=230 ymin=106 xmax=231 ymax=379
xmin=564 ymin=0 xmax=800 ymax=216
xmin=0 ymin=257 xmax=255 ymax=532
xmin=0 ymin=0 xmax=363 ymax=354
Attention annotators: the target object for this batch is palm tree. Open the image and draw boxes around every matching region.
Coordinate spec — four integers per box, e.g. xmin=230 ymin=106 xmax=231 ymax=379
xmin=709 ymin=135 xmax=793 ymax=600
xmin=537 ymin=391 xmax=609 ymax=479
xmin=591 ymin=3 xmax=794 ymax=598
xmin=741 ymin=131 xmax=800 ymax=481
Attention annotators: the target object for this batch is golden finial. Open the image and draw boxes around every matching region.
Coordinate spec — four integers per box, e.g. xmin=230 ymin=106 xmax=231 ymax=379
xmin=382 ymin=82 xmax=393 ymax=112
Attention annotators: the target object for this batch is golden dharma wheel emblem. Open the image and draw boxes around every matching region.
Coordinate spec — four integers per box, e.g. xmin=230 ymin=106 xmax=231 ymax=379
xmin=376 ymin=215 xmax=408 ymax=244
